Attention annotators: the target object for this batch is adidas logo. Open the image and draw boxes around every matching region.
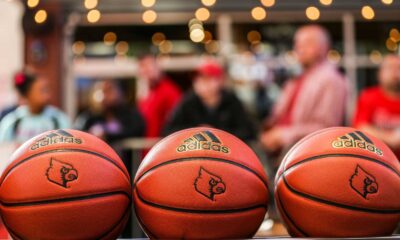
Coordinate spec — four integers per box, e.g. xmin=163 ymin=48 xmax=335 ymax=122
xmin=177 ymin=131 xmax=230 ymax=154
xmin=332 ymin=131 xmax=383 ymax=156
xmin=30 ymin=130 xmax=82 ymax=151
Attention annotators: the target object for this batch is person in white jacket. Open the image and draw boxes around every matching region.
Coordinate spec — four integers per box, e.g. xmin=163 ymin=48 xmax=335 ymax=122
xmin=0 ymin=71 xmax=70 ymax=144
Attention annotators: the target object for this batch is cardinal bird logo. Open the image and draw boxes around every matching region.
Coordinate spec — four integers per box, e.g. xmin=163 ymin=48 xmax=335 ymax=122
xmin=350 ymin=165 xmax=378 ymax=199
xmin=46 ymin=158 xmax=78 ymax=188
xmin=194 ymin=167 xmax=226 ymax=201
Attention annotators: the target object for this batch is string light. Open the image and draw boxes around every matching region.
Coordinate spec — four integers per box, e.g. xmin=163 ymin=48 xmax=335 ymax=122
xmin=152 ymin=32 xmax=166 ymax=46
xmin=72 ymin=41 xmax=86 ymax=55
xmin=386 ymin=38 xmax=398 ymax=51
xmin=251 ymin=7 xmax=266 ymax=21
xmin=188 ymin=18 xmax=202 ymax=27
xmin=201 ymin=0 xmax=216 ymax=7
xmin=159 ymin=40 xmax=173 ymax=54
xmin=34 ymin=9 xmax=47 ymax=24
xmin=188 ymin=18 xmax=204 ymax=33
xmin=305 ymin=6 xmax=320 ymax=21
xmin=104 ymin=32 xmax=117 ymax=45
xmin=27 ymin=0 xmax=39 ymax=8
xmin=319 ymin=0 xmax=333 ymax=6
xmin=87 ymin=9 xmax=101 ymax=23
xmin=115 ymin=41 xmax=129 ymax=55
xmin=260 ymin=0 xmax=275 ymax=7
xmin=188 ymin=18 xmax=206 ymax=43
xmin=361 ymin=6 xmax=375 ymax=20
xmin=190 ymin=22 xmax=204 ymax=32
xmin=141 ymin=0 xmax=156 ymax=8
xmin=190 ymin=28 xmax=205 ymax=42
xmin=203 ymin=31 xmax=213 ymax=44
xmin=84 ymin=0 xmax=98 ymax=9
xmin=195 ymin=8 xmax=210 ymax=21
xmin=189 ymin=18 xmax=204 ymax=32
xmin=381 ymin=0 xmax=393 ymax=5
xmin=389 ymin=28 xmax=400 ymax=42
xmin=142 ymin=10 xmax=157 ymax=24
xmin=369 ymin=50 xmax=383 ymax=64
xmin=247 ymin=30 xmax=261 ymax=44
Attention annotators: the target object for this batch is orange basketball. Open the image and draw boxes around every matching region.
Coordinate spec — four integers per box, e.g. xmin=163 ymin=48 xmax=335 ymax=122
xmin=133 ymin=127 xmax=269 ymax=239
xmin=275 ymin=127 xmax=400 ymax=237
xmin=0 ymin=129 xmax=131 ymax=239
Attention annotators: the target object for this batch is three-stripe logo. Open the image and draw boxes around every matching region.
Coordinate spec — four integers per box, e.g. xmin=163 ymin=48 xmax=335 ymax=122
xmin=176 ymin=130 xmax=230 ymax=154
xmin=30 ymin=129 xmax=83 ymax=151
xmin=332 ymin=131 xmax=383 ymax=156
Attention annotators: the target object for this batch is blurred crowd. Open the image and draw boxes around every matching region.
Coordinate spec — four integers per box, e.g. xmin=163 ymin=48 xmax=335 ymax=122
xmin=0 ymin=24 xmax=399 ymax=171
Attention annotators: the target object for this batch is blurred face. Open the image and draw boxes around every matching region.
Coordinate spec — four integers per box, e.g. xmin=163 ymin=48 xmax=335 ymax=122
xmin=101 ymin=81 xmax=122 ymax=108
xmin=138 ymin=56 xmax=161 ymax=86
xmin=379 ymin=56 xmax=400 ymax=93
xmin=193 ymin=75 xmax=224 ymax=102
xmin=294 ymin=27 xmax=329 ymax=68
xmin=26 ymin=77 xmax=51 ymax=110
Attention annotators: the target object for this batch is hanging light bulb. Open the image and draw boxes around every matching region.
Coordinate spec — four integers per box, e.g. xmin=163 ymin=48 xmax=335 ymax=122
xmin=251 ymin=7 xmax=267 ymax=21
xmin=305 ymin=6 xmax=320 ymax=21
xmin=361 ymin=5 xmax=375 ymax=20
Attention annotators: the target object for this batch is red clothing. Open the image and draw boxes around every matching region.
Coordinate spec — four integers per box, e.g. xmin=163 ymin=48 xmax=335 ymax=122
xmin=353 ymin=87 xmax=400 ymax=158
xmin=272 ymin=61 xmax=347 ymax=147
xmin=277 ymin=74 xmax=306 ymax=126
xmin=138 ymin=77 xmax=182 ymax=137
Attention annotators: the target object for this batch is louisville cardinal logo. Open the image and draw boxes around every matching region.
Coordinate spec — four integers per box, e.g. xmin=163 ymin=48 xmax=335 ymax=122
xmin=46 ymin=158 xmax=78 ymax=188
xmin=350 ymin=165 xmax=378 ymax=199
xmin=194 ymin=167 xmax=226 ymax=201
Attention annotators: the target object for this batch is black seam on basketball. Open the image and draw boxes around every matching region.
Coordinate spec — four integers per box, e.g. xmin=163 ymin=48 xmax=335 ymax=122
xmin=98 ymin=199 xmax=131 ymax=240
xmin=276 ymin=152 xmax=400 ymax=186
xmin=282 ymin=153 xmax=400 ymax=177
xmin=1 ymin=215 xmax=24 ymax=240
xmin=0 ymin=148 xmax=130 ymax=186
xmin=1 ymin=191 xmax=131 ymax=207
xmin=135 ymin=157 xmax=269 ymax=192
xmin=282 ymin=174 xmax=400 ymax=214
xmin=1 ymin=194 xmax=131 ymax=240
xmin=275 ymin=128 xmax=331 ymax=181
xmin=135 ymin=188 xmax=267 ymax=214
xmin=275 ymin=153 xmax=400 ymax=215
xmin=134 ymin=211 xmax=157 ymax=239
xmin=133 ymin=190 xmax=158 ymax=238
xmin=6 ymin=228 xmax=22 ymax=240
xmin=275 ymin=186 xmax=308 ymax=237
xmin=9 ymin=231 xmax=22 ymax=240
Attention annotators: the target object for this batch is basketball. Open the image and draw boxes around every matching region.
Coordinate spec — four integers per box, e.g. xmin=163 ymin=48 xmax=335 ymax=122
xmin=133 ymin=127 xmax=269 ymax=239
xmin=275 ymin=127 xmax=400 ymax=237
xmin=0 ymin=129 xmax=131 ymax=239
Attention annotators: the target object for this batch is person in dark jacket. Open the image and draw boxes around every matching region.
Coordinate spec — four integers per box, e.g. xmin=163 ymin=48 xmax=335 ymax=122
xmin=75 ymin=80 xmax=145 ymax=143
xmin=164 ymin=61 xmax=256 ymax=141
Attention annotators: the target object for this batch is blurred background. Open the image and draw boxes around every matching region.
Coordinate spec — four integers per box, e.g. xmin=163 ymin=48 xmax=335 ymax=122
xmin=0 ymin=0 xmax=399 ymax=115
xmin=0 ymin=0 xmax=399 ymax=238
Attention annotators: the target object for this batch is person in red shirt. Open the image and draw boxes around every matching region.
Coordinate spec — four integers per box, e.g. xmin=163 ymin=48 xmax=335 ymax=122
xmin=353 ymin=55 xmax=400 ymax=159
xmin=137 ymin=55 xmax=182 ymax=138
